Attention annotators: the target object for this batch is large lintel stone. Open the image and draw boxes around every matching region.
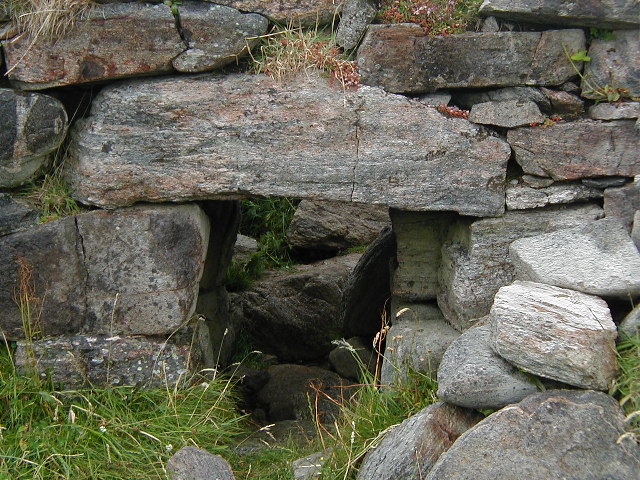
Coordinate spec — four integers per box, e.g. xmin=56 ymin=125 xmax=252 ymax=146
xmin=66 ymin=73 xmax=510 ymax=216
xmin=357 ymin=25 xmax=585 ymax=93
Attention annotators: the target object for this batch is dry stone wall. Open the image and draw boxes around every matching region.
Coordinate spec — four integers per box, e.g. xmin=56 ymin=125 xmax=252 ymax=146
xmin=1 ymin=0 xmax=639 ymax=477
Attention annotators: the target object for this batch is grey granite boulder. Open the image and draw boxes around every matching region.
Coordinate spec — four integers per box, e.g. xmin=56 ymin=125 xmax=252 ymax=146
xmin=619 ymin=304 xmax=640 ymax=339
xmin=468 ymin=100 xmax=544 ymax=128
xmin=292 ymin=451 xmax=328 ymax=480
xmin=454 ymin=86 xmax=550 ymax=112
xmin=437 ymin=323 xmax=538 ymax=410
xmin=479 ymin=0 xmax=640 ymax=29
xmin=233 ymin=234 xmax=259 ymax=264
xmin=210 ymin=0 xmax=343 ymax=26
xmin=604 ymin=179 xmax=640 ymax=231
xmin=510 ymin=218 xmax=640 ymax=298
xmin=589 ymin=101 xmax=640 ymax=120
xmin=506 ymin=182 xmax=602 ymax=210
xmin=509 ymin=119 xmax=639 ymax=180
xmin=0 ymin=193 xmax=40 ymax=236
xmin=425 ymin=390 xmax=640 ymax=480
xmin=490 ymin=281 xmax=618 ymax=390
xmin=633 ymin=210 xmax=640 ymax=249
xmin=335 ymin=0 xmax=378 ymax=50
xmin=167 ymin=446 xmax=235 ymax=480
xmin=1 ymin=89 xmax=68 ymax=187
xmin=356 ymin=402 xmax=483 ymax=480
xmin=358 ymin=26 xmax=585 ymax=93
xmin=66 ymin=73 xmax=510 ymax=216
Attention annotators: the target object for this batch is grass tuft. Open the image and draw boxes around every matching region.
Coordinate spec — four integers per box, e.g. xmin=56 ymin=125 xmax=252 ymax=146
xmin=4 ymin=0 xmax=93 ymax=40
xmin=615 ymin=332 xmax=639 ymax=437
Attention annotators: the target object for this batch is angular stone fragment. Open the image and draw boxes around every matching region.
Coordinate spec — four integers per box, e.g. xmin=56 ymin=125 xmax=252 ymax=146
xmin=0 ymin=89 xmax=68 ymax=187
xmin=287 ymin=200 xmax=389 ymax=252
xmin=66 ymin=73 xmax=510 ymax=216
xmin=510 ymin=218 xmax=640 ymax=298
xmin=233 ymin=234 xmax=259 ymax=264
xmin=357 ymin=25 xmax=586 ymax=93
xmin=506 ymin=182 xmax=602 ymax=210
xmin=454 ymin=86 xmax=550 ymax=111
xmin=437 ymin=323 xmax=538 ymax=410
xmin=14 ymin=334 xmax=201 ymax=388
xmin=509 ymin=120 xmax=639 ymax=180
xmin=539 ymin=87 xmax=584 ymax=116
xmin=604 ymin=179 xmax=640 ymax=231
xmin=633 ymin=210 xmax=640 ymax=250
xmin=437 ymin=204 xmax=603 ymax=331
xmin=0 ymin=193 xmax=40 ymax=236
xmin=381 ymin=303 xmax=460 ymax=386
xmin=490 ymin=281 xmax=618 ymax=390
xmin=210 ymin=0 xmax=343 ymax=26
xmin=329 ymin=336 xmax=376 ymax=381
xmin=335 ymin=0 xmax=377 ymax=50
xmin=425 ymin=390 xmax=640 ymax=480
xmin=582 ymin=176 xmax=630 ymax=188
xmin=479 ymin=0 xmax=640 ymax=29
xmin=619 ymin=304 xmax=640 ymax=339
xmin=469 ymin=100 xmax=544 ymax=128
xmin=167 ymin=447 xmax=235 ymax=480
xmin=172 ymin=1 xmax=268 ymax=72
xmin=589 ymin=101 xmax=640 ymax=120
xmin=582 ymin=30 xmax=640 ymax=100
xmin=2 ymin=3 xmax=185 ymax=89
xmin=356 ymin=402 xmax=483 ymax=480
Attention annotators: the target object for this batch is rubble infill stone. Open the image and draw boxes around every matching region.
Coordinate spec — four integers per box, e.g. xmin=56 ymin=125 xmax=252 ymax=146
xmin=589 ymin=101 xmax=640 ymax=120
xmin=490 ymin=281 xmax=618 ymax=390
xmin=209 ymin=0 xmax=343 ymax=26
xmin=468 ymin=100 xmax=544 ymax=128
xmin=506 ymin=182 xmax=602 ymax=210
xmin=335 ymin=0 xmax=378 ymax=50
xmin=425 ymin=390 xmax=640 ymax=480
xmin=66 ymin=73 xmax=510 ymax=216
xmin=357 ymin=25 xmax=585 ymax=93
xmin=510 ymin=218 xmax=640 ymax=299
xmin=509 ymin=119 xmax=639 ymax=180
xmin=479 ymin=0 xmax=640 ymax=30
xmin=356 ymin=402 xmax=483 ymax=480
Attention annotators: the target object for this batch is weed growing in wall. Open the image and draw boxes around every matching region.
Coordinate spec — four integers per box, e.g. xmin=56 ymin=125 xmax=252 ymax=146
xmin=378 ymin=0 xmax=482 ymax=35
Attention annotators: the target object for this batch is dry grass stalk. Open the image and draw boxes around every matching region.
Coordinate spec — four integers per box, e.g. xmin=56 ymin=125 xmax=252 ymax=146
xmin=7 ymin=0 xmax=93 ymax=40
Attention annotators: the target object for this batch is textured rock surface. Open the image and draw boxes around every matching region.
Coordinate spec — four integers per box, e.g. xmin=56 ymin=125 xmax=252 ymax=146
xmin=172 ymin=1 xmax=268 ymax=72
xmin=582 ymin=30 xmax=640 ymax=100
xmin=437 ymin=204 xmax=603 ymax=330
xmin=604 ymin=179 xmax=640 ymax=231
xmin=329 ymin=337 xmax=376 ymax=381
xmin=619 ymin=304 xmax=640 ymax=339
xmin=356 ymin=402 xmax=483 ymax=480
xmin=233 ymin=234 xmax=259 ymax=264
xmin=468 ymin=100 xmax=544 ymax=128
xmin=342 ymin=227 xmax=395 ymax=337
xmin=3 ymin=3 xmax=184 ymax=89
xmin=539 ymin=88 xmax=584 ymax=116
xmin=633 ymin=210 xmax=640 ymax=249
xmin=287 ymin=200 xmax=389 ymax=252
xmin=510 ymin=218 xmax=640 ymax=298
xmin=358 ymin=26 xmax=585 ymax=93
xmin=437 ymin=323 xmax=538 ymax=410
xmin=0 ymin=89 xmax=68 ymax=187
xmin=479 ymin=0 xmax=640 ymax=29
xmin=506 ymin=182 xmax=602 ymax=210
xmin=292 ymin=452 xmax=328 ymax=480
xmin=0 ymin=193 xmax=40 ymax=236
xmin=14 ymin=333 xmax=202 ymax=388
xmin=589 ymin=101 xmax=640 ymax=120
xmin=335 ymin=0 xmax=377 ymax=50
xmin=490 ymin=281 xmax=618 ymax=390
xmin=391 ymin=210 xmax=451 ymax=302
xmin=425 ymin=390 xmax=640 ymax=480
xmin=0 ymin=204 xmax=209 ymax=339
xmin=509 ymin=120 xmax=639 ymax=180
xmin=211 ymin=0 xmax=343 ymax=25
xmin=234 ymin=254 xmax=360 ymax=361
xmin=66 ymin=73 xmax=509 ymax=216
xmin=381 ymin=304 xmax=460 ymax=386
xmin=167 ymin=446 xmax=235 ymax=480
xmin=454 ymin=86 xmax=550 ymax=111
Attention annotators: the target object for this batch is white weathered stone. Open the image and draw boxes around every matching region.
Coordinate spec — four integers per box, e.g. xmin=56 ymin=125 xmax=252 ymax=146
xmin=490 ymin=281 xmax=618 ymax=390
xmin=510 ymin=218 xmax=640 ymax=298
xmin=506 ymin=182 xmax=602 ymax=210
xmin=468 ymin=100 xmax=544 ymax=128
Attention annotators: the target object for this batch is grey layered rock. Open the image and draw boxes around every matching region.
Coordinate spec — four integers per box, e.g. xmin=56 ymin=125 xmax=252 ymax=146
xmin=0 ymin=193 xmax=40 ymax=236
xmin=356 ymin=402 xmax=483 ymax=480
xmin=522 ymin=175 xmax=554 ymax=189
xmin=391 ymin=210 xmax=452 ymax=302
xmin=437 ymin=323 xmax=538 ymax=410
xmin=633 ymin=210 xmax=640 ymax=249
xmin=437 ymin=204 xmax=603 ymax=331
xmin=329 ymin=337 xmax=376 ymax=381
xmin=479 ymin=0 xmax=640 ymax=29
xmin=506 ymin=182 xmax=602 ymax=210
xmin=619 ymin=304 xmax=640 ymax=339
xmin=589 ymin=101 xmax=640 ymax=120
xmin=582 ymin=176 xmax=630 ymax=188
xmin=539 ymin=88 xmax=584 ymax=116
xmin=510 ymin=218 xmax=640 ymax=298
xmin=425 ymin=390 xmax=640 ymax=480
xmin=172 ymin=1 xmax=268 ymax=72
xmin=66 ymin=73 xmax=510 ymax=216
xmin=468 ymin=100 xmax=544 ymax=128
xmin=582 ymin=30 xmax=640 ymax=100
xmin=233 ymin=254 xmax=360 ymax=361
xmin=490 ymin=281 xmax=618 ymax=390
xmin=335 ymin=0 xmax=378 ymax=50
xmin=1 ymin=89 xmax=68 ymax=187
xmin=3 ymin=3 xmax=185 ymax=89
xmin=210 ymin=0 xmax=343 ymax=26
xmin=342 ymin=227 xmax=395 ymax=337
xmin=287 ymin=200 xmax=389 ymax=252
xmin=233 ymin=234 xmax=259 ymax=264
xmin=167 ymin=446 xmax=235 ymax=480
xmin=604 ymin=179 xmax=640 ymax=231
xmin=454 ymin=87 xmax=550 ymax=112
xmin=509 ymin=120 xmax=639 ymax=180
xmin=381 ymin=304 xmax=460 ymax=387
xmin=357 ymin=26 xmax=585 ymax=93
xmin=0 ymin=204 xmax=209 ymax=340
xmin=15 ymin=333 xmax=203 ymax=388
